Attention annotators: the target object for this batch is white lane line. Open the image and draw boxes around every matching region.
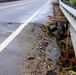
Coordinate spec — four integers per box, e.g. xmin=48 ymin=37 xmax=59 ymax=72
xmin=0 ymin=0 xmax=50 ymax=52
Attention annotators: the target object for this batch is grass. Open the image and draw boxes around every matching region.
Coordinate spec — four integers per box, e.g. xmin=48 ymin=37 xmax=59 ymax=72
xmin=69 ymin=0 xmax=76 ymax=4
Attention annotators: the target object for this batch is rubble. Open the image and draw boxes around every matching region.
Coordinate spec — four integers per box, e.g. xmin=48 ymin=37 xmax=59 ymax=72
xmin=21 ymin=23 xmax=61 ymax=75
xmin=21 ymin=1 xmax=76 ymax=75
xmin=52 ymin=2 xmax=76 ymax=75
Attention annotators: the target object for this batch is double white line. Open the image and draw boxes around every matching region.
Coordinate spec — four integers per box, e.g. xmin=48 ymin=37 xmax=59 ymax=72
xmin=0 ymin=0 xmax=50 ymax=52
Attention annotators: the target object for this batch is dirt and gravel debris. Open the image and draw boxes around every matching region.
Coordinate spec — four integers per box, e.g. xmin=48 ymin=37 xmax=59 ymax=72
xmin=21 ymin=23 xmax=60 ymax=75
xmin=21 ymin=0 xmax=76 ymax=75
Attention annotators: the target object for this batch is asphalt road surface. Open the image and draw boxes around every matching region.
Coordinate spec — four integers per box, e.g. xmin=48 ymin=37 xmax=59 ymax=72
xmin=0 ymin=0 xmax=48 ymax=22
xmin=0 ymin=0 xmax=51 ymax=44
xmin=0 ymin=0 xmax=54 ymax=75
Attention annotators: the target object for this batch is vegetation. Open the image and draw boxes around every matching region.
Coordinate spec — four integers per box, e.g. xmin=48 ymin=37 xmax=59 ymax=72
xmin=67 ymin=0 xmax=76 ymax=4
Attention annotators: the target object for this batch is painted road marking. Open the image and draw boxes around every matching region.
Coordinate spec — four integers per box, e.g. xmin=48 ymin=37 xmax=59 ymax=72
xmin=0 ymin=0 xmax=37 ymax=9
xmin=0 ymin=0 xmax=50 ymax=52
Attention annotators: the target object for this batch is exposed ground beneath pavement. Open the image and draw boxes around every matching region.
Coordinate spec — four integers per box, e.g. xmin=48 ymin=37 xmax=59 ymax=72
xmin=21 ymin=23 xmax=60 ymax=75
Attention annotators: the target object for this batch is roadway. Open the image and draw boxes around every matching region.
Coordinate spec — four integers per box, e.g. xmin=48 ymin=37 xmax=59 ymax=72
xmin=0 ymin=0 xmax=48 ymax=22
xmin=0 ymin=0 xmax=49 ymax=44
xmin=0 ymin=0 xmax=51 ymax=75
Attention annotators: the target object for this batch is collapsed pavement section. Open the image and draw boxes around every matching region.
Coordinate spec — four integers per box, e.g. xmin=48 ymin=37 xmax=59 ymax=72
xmin=21 ymin=23 xmax=60 ymax=75
xmin=22 ymin=1 xmax=76 ymax=75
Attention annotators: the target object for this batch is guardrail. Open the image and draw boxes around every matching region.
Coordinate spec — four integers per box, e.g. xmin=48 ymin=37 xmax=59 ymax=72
xmin=59 ymin=0 xmax=76 ymax=57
